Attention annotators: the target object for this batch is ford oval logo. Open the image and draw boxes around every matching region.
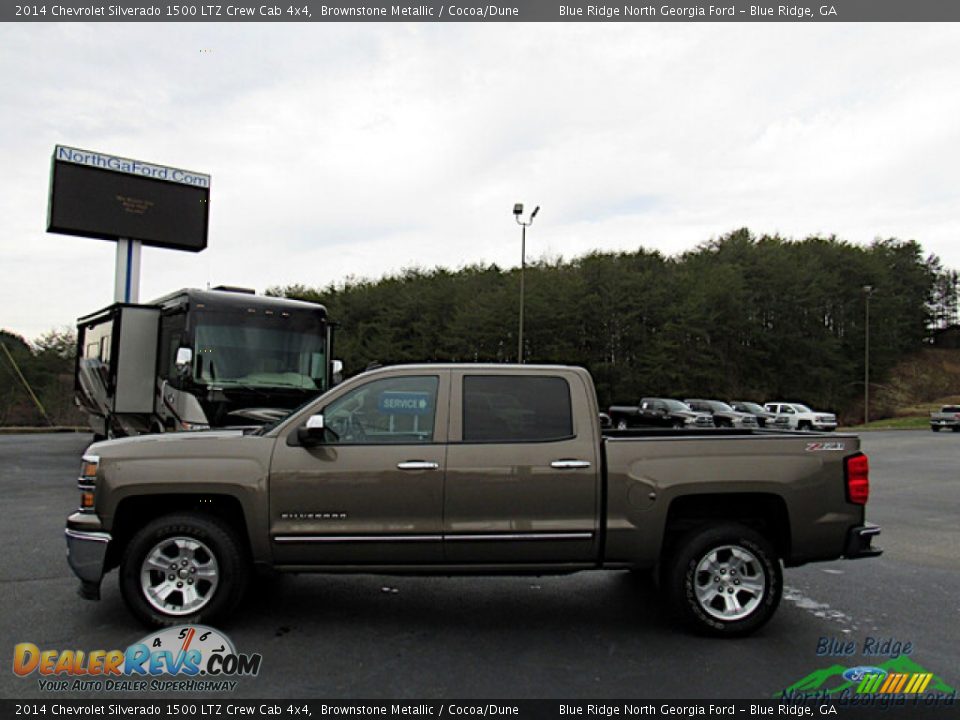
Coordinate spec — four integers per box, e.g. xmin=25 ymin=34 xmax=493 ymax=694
xmin=843 ymin=666 xmax=887 ymax=682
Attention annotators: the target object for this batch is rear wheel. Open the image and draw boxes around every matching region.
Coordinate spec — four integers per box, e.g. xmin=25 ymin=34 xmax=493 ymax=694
xmin=664 ymin=523 xmax=782 ymax=636
xmin=120 ymin=513 xmax=249 ymax=627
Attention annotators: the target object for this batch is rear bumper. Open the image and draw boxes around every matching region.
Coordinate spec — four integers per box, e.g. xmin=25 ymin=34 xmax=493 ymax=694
xmin=65 ymin=524 xmax=111 ymax=600
xmin=843 ymin=523 xmax=882 ymax=559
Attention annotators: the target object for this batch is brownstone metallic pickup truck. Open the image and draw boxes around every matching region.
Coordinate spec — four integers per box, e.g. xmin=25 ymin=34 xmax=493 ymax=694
xmin=65 ymin=364 xmax=881 ymax=635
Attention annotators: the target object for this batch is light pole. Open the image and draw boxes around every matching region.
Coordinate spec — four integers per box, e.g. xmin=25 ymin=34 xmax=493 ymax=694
xmin=513 ymin=203 xmax=539 ymax=363
xmin=863 ymin=285 xmax=874 ymax=425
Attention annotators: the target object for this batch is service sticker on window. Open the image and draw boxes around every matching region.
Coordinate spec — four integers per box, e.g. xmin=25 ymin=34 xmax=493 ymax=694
xmin=379 ymin=391 xmax=432 ymax=414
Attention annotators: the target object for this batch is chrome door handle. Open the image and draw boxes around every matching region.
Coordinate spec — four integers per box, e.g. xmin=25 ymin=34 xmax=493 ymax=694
xmin=550 ymin=460 xmax=592 ymax=469
xmin=397 ymin=461 xmax=439 ymax=470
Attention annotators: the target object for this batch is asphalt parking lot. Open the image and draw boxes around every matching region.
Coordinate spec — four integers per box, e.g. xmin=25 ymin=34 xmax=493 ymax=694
xmin=0 ymin=431 xmax=957 ymax=700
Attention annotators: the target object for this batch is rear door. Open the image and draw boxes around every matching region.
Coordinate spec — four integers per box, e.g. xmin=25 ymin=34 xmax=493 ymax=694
xmin=443 ymin=370 xmax=599 ymax=563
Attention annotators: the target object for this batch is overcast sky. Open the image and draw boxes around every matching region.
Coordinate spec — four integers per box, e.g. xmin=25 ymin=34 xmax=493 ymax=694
xmin=2 ymin=22 xmax=959 ymax=340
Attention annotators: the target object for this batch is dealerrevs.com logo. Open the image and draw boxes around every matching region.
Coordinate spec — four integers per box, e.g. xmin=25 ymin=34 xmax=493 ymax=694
xmin=13 ymin=625 xmax=262 ymax=692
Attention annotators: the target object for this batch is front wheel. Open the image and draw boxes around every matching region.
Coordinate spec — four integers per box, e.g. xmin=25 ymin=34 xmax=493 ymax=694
xmin=664 ymin=523 xmax=782 ymax=636
xmin=120 ymin=513 xmax=249 ymax=627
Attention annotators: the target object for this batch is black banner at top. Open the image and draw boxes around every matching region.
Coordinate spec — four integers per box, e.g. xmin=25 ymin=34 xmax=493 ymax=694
xmin=1 ymin=700 xmax=959 ymax=720
xmin=5 ymin=0 xmax=960 ymax=22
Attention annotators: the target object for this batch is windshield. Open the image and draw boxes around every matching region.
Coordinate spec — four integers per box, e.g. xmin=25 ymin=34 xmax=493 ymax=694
xmin=793 ymin=404 xmax=813 ymax=413
xmin=193 ymin=319 xmax=327 ymax=390
xmin=663 ymin=399 xmax=692 ymax=411
xmin=736 ymin=402 xmax=764 ymax=413
xmin=709 ymin=401 xmax=735 ymax=412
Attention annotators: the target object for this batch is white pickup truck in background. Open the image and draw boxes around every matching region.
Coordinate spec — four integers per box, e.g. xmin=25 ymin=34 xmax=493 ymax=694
xmin=764 ymin=402 xmax=838 ymax=431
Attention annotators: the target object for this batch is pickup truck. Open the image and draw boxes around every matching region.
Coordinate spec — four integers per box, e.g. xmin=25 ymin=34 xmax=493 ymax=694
xmin=65 ymin=364 xmax=881 ymax=636
xmin=929 ymin=405 xmax=960 ymax=432
xmin=608 ymin=398 xmax=714 ymax=429
xmin=764 ymin=402 xmax=838 ymax=432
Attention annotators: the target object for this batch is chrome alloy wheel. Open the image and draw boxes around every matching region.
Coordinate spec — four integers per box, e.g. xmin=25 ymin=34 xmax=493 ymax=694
xmin=693 ymin=544 xmax=766 ymax=621
xmin=140 ymin=536 xmax=220 ymax=616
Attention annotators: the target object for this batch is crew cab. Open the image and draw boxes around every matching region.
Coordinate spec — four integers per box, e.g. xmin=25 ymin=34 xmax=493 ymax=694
xmin=66 ymin=364 xmax=881 ymax=636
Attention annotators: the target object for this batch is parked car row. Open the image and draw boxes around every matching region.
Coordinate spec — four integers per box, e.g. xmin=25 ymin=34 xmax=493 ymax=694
xmin=607 ymin=397 xmax=837 ymax=431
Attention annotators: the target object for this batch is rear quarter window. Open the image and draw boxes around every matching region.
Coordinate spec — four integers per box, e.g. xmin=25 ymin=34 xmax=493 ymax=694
xmin=463 ymin=375 xmax=573 ymax=442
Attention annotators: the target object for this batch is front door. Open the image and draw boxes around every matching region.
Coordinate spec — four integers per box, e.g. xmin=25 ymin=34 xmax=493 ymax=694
xmin=269 ymin=371 xmax=449 ymax=565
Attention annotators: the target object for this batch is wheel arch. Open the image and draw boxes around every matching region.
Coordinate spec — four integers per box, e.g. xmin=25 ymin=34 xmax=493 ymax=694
xmin=661 ymin=492 xmax=791 ymax=563
xmin=106 ymin=494 xmax=252 ymax=572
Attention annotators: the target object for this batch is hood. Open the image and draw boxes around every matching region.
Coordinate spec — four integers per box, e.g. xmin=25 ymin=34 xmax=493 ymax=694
xmin=87 ymin=429 xmax=248 ymax=457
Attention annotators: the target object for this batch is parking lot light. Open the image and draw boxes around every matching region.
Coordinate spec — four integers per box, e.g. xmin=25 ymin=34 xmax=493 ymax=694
xmin=514 ymin=203 xmax=540 ymax=363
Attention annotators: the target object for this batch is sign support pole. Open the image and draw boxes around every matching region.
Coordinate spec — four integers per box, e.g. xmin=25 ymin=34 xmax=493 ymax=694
xmin=114 ymin=237 xmax=142 ymax=303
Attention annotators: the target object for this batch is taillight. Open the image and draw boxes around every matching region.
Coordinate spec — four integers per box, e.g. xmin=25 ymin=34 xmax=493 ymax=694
xmin=845 ymin=453 xmax=870 ymax=505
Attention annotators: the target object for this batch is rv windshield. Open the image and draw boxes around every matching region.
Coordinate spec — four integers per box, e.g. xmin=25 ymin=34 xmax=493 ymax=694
xmin=192 ymin=319 xmax=327 ymax=390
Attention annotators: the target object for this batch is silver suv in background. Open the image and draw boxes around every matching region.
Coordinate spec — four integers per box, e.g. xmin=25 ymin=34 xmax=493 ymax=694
xmin=764 ymin=402 xmax=838 ymax=431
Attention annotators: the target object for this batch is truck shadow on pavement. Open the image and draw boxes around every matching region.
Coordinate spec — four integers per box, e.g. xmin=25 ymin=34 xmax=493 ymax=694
xmin=228 ymin=569 xmax=676 ymax=637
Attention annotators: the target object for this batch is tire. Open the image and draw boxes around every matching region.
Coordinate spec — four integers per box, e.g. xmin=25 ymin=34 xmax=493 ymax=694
xmin=797 ymin=421 xmax=811 ymax=431
xmin=119 ymin=513 xmax=249 ymax=627
xmin=931 ymin=426 xmax=941 ymax=432
xmin=952 ymin=426 xmax=960 ymax=433
xmin=616 ymin=419 xmax=629 ymax=430
xmin=663 ymin=522 xmax=782 ymax=637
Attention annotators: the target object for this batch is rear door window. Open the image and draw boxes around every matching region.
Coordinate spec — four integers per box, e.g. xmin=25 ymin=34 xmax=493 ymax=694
xmin=463 ymin=375 xmax=573 ymax=442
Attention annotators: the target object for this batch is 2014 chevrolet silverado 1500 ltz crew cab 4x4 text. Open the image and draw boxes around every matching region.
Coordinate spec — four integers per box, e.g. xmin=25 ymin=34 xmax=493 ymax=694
xmin=65 ymin=364 xmax=881 ymax=636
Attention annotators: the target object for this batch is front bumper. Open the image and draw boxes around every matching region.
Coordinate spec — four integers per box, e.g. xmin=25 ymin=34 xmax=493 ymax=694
xmin=65 ymin=519 xmax=111 ymax=600
xmin=843 ymin=523 xmax=882 ymax=559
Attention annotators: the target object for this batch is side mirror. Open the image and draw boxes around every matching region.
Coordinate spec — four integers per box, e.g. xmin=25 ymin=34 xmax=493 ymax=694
xmin=331 ymin=359 xmax=344 ymax=385
xmin=295 ymin=414 xmax=329 ymax=447
xmin=175 ymin=347 xmax=193 ymax=375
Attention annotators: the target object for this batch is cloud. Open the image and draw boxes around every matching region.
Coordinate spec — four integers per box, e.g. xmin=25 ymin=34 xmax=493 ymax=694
xmin=2 ymin=23 xmax=959 ymax=339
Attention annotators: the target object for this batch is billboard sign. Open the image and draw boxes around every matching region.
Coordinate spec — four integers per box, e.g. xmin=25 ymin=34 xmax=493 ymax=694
xmin=47 ymin=145 xmax=210 ymax=252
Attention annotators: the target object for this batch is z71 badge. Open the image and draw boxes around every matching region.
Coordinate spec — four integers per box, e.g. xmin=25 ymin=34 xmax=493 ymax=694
xmin=806 ymin=441 xmax=846 ymax=452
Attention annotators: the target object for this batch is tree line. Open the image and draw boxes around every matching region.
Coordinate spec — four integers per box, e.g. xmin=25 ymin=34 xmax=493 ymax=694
xmin=273 ymin=229 xmax=957 ymax=420
xmin=2 ymin=229 xmax=957 ymax=426
xmin=0 ymin=328 xmax=81 ymax=426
